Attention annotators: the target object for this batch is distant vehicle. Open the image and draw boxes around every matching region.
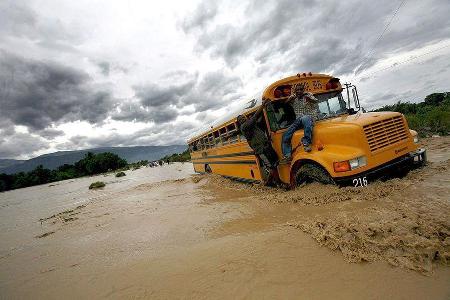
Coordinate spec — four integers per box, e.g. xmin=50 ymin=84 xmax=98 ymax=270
xmin=187 ymin=73 xmax=426 ymax=188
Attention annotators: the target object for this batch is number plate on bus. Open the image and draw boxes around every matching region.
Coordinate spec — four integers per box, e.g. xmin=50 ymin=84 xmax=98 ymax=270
xmin=353 ymin=176 xmax=368 ymax=187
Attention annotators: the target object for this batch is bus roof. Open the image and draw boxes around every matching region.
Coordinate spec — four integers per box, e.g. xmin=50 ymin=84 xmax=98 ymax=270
xmin=262 ymin=73 xmax=334 ymax=99
xmin=187 ymin=89 xmax=264 ymax=142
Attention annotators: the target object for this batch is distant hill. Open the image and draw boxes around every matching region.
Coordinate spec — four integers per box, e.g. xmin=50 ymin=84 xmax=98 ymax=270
xmin=0 ymin=145 xmax=187 ymax=174
xmin=0 ymin=159 xmax=24 ymax=169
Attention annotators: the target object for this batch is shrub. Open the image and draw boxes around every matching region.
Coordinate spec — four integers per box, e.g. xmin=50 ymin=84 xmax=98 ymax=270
xmin=115 ymin=171 xmax=126 ymax=177
xmin=75 ymin=152 xmax=127 ymax=176
xmin=373 ymin=92 xmax=450 ymax=137
xmin=89 ymin=181 xmax=106 ymax=189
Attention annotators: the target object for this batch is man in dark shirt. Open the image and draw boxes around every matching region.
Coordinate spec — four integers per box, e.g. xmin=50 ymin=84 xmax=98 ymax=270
xmin=237 ymin=99 xmax=278 ymax=183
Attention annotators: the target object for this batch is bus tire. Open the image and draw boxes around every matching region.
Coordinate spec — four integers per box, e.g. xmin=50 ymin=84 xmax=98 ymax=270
xmin=205 ymin=164 xmax=212 ymax=173
xmin=294 ymin=163 xmax=334 ymax=187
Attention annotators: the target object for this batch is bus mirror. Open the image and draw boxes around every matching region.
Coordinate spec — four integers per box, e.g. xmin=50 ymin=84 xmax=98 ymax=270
xmin=352 ymin=86 xmax=361 ymax=110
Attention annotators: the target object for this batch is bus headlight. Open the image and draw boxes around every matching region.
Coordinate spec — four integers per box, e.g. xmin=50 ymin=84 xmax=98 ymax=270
xmin=349 ymin=156 xmax=367 ymax=170
xmin=410 ymin=130 xmax=419 ymax=143
xmin=334 ymin=156 xmax=367 ymax=172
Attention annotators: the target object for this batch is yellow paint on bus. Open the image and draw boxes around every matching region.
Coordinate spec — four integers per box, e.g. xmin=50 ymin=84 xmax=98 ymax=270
xmin=187 ymin=73 xmax=425 ymax=187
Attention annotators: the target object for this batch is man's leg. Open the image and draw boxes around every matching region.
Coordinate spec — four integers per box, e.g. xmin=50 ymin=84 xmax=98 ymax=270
xmin=282 ymin=117 xmax=304 ymax=158
xmin=300 ymin=115 xmax=314 ymax=149
xmin=258 ymin=153 xmax=271 ymax=182
xmin=264 ymin=146 xmax=279 ymax=168
xmin=260 ymin=149 xmax=278 ymax=185
xmin=259 ymin=153 xmax=271 ymax=169
xmin=265 ymin=146 xmax=280 ymax=185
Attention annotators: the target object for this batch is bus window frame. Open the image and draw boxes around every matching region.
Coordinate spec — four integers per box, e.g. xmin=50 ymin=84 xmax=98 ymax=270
xmin=316 ymin=91 xmax=348 ymax=118
xmin=219 ymin=127 xmax=227 ymax=145
xmin=226 ymin=123 xmax=239 ymax=144
xmin=264 ymin=90 xmax=348 ymax=133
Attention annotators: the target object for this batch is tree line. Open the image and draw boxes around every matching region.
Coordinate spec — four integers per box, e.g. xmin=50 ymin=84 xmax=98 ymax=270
xmin=0 ymin=152 xmax=127 ymax=192
xmin=160 ymin=149 xmax=191 ymax=163
xmin=373 ymin=92 xmax=450 ymax=137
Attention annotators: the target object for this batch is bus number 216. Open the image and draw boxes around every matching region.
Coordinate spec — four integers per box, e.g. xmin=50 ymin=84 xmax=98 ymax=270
xmin=353 ymin=176 xmax=368 ymax=187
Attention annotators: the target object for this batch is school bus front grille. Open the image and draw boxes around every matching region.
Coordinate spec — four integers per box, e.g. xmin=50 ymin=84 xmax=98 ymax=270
xmin=363 ymin=116 xmax=409 ymax=153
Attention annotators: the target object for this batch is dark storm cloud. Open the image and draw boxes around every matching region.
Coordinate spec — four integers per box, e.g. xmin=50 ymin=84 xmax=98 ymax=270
xmin=0 ymin=120 xmax=15 ymax=137
xmin=38 ymin=128 xmax=65 ymax=139
xmin=182 ymin=0 xmax=450 ymax=76
xmin=179 ymin=70 xmax=244 ymax=111
xmin=0 ymin=131 xmax=48 ymax=158
xmin=0 ymin=51 xmax=115 ymax=131
xmin=63 ymin=121 xmax=197 ymax=150
xmin=112 ymin=100 xmax=179 ymax=124
xmin=129 ymin=70 xmax=243 ymax=119
xmin=180 ymin=1 xmax=218 ymax=33
xmin=0 ymin=1 xmax=37 ymax=39
xmin=0 ymin=0 xmax=83 ymax=47
xmin=0 ymin=119 xmax=48 ymax=158
xmin=97 ymin=62 xmax=110 ymax=76
xmin=112 ymin=101 xmax=149 ymax=122
xmin=148 ymin=107 xmax=179 ymax=123
xmin=134 ymin=77 xmax=197 ymax=108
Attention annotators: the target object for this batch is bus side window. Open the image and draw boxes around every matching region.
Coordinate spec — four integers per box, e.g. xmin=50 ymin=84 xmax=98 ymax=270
xmin=227 ymin=123 xmax=238 ymax=144
xmin=267 ymin=101 xmax=296 ymax=130
xmin=207 ymin=133 xmax=213 ymax=148
xmin=219 ymin=127 xmax=227 ymax=145
xmin=213 ymin=131 xmax=220 ymax=146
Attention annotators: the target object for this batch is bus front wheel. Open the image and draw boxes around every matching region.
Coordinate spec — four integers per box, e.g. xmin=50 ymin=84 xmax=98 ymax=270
xmin=293 ymin=163 xmax=334 ymax=188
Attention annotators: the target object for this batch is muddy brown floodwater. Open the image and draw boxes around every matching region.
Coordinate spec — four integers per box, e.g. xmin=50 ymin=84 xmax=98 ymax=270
xmin=1 ymin=137 xmax=449 ymax=299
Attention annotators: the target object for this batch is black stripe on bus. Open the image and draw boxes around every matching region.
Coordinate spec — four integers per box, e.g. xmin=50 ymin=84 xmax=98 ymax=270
xmin=192 ymin=160 xmax=257 ymax=165
xmin=223 ymin=175 xmax=260 ymax=184
xmin=191 ymin=151 xmax=254 ymax=161
xmin=194 ymin=172 xmax=260 ymax=184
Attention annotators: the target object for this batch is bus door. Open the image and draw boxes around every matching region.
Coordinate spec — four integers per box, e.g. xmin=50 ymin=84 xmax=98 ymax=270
xmin=264 ymin=100 xmax=298 ymax=184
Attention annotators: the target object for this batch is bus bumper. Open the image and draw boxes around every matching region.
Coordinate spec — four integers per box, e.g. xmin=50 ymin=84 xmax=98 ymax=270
xmin=334 ymin=148 xmax=427 ymax=186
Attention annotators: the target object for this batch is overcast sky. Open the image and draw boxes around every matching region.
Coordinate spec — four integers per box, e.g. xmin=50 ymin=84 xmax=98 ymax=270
xmin=1 ymin=0 xmax=449 ymax=159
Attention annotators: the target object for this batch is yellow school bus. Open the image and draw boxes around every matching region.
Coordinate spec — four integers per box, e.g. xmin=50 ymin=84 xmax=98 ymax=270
xmin=187 ymin=73 xmax=426 ymax=187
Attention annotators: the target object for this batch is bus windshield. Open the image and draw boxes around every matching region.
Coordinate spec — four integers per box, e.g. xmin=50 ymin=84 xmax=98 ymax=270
xmin=266 ymin=91 xmax=348 ymax=131
xmin=317 ymin=92 xmax=347 ymax=118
